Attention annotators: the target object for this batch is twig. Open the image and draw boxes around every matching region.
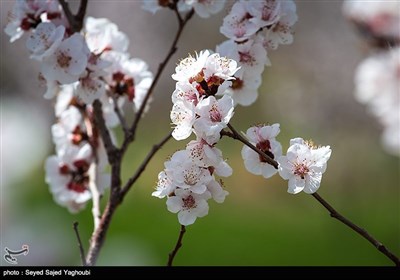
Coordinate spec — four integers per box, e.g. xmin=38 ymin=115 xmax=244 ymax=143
xmin=120 ymin=130 xmax=173 ymax=198
xmin=167 ymin=225 xmax=186 ymax=266
xmin=92 ymin=100 xmax=119 ymax=163
xmin=121 ymin=9 xmax=195 ymax=153
xmin=73 ymin=222 xmax=87 ymax=266
xmin=111 ymin=95 xmax=129 ymax=136
xmin=82 ymin=8 xmax=193 ymax=266
xmin=222 ymin=123 xmax=278 ymax=169
xmin=88 ymin=162 xmax=101 ymax=230
xmin=59 ymin=0 xmax=88 ymax=33
xmin=312 ymin=193 xmax=400 ymax=266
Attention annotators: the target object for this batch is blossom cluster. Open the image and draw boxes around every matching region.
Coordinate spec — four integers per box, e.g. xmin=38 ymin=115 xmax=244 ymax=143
xmin=217 ymin=0 xmax=297 ymax=106
xmin=149 ymin=1 xmax=330 ymax=227
xmin=343 ymin=1 xmax=400 ymax=156
xmin=5 ymin=0 xmax=154 ymax=212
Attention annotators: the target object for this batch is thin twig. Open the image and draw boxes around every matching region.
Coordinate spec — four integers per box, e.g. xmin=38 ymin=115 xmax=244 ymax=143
xmin=121 ymin=9 xmax=195 ymax=153
xmin=83 ymin=8 xmax=193 ymax=266
xmin=92 ymin=100 xmax=119 ymax=163
xmin=58 ymin=0 xmax=88 ymax=33
xmin=120 ymin=130 xmax=173 ymax=198
xmin=223 ymin=123 xmax=279 ymax=169
xmin=312 ymin=193 xmax=400 ymax=266
xmin=88 ymin=162 xmax=101 ymax=230
xmin=111 ymin=95 xmax=129 ymax=136
xmin=167 ymin=225 xmax=186 ymax=266
xmin=73 ymin=222 xmax=87 ymax=266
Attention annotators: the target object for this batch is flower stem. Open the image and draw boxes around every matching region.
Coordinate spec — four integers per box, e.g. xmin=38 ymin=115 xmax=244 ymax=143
xmin=312 ymin=193 xmax=400 ymax=266
xmin=167 ymin=225 xmax=186 ymax=266
xmin=72 ymin=222 xmax=87 ymax=266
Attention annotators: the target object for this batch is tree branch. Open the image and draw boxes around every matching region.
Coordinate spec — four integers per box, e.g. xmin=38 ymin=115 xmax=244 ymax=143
xmin=167 ymin=225 xmax=186 ymax=266
xmin=222 ymin=123 xmax=279 ymax=169
xmin=58 ymin=0 xmax=88 ymax=33
xmin=121 ymin=8 xmax=195 ymax=153
xmin=111 ymin=95 xmax=129 ymax=136
xmin=92 ymin=100 xmax=119 ymax=163
xmin=73 ymin=222 xmax=87 ymax=266
xmin=312 ymin=193 xmax=400 ymax=266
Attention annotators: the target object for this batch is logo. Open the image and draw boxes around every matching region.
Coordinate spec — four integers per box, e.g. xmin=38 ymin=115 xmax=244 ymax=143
xmin=3 ymin=245 xmax=29 ymax=265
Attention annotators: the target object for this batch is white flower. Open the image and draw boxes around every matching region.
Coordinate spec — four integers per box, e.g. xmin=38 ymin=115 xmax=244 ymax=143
xmin=184 ymin=0 xmax=226 ymax=18
xmin=172 ymin=50 xmax=210 ymax=82
xmin=220 ymin=1 xmax=261 ymax=42
xmin=102 ymin=51 xmax=153 ymax=112
xmin=261 ymin=0 xmax=298 ymax=50
xmin=152 ymin=170 xmax=175 ymax=199
xmin=217 ymin=39 xmax=269 ymax=76
xmin=166 ymin=189 xmax=210 ymax=226
xmin=75 ymin=72 xmax=106 ymax=104
xmin=44 ymin=143 xmax=108 ymax=213
xmin=277 ymin=138 xmax=332 ymax=194
xmin=194 ymin=94 xmax=234 ymax=144
xmin=84 ymin=17 xmax=129 ymax=54
xmin=164 ymin=150 xmax=213 ymax=194
xmin=51 ymin=105 xmax=85 ymax=156
xmin=4 ymin=0 xmax=61 ymax=42
xmin=342 ymin=0 xmax=400 ymax=42
xmin=186 ymin=136 xmax=232 ymax=177
xmin=172 ymin=81 xmax=201 ymax=106
xmin=55 ymin=84 xmax=75 ymax=116
xmin=171 ymin=100 xmax=196 ymax=140
xmin=241 ymin=124 xmax=282 ymax=179
xmin=247 ymin=0 xmax=281 ymax=28
xmin=26 ymin=22 xmax=65 ymax=61
xmin=354 ymin=48 xmax=400 ymax=156
xmin=206 ymin=179 xmax=228 ymax=203
xmin=41 ymin=33 xmax=89 ymax=84
xmin=224 ymin=71 xmax=262 ymax=106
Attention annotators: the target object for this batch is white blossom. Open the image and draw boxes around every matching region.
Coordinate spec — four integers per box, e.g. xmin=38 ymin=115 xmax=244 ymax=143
xmin=166 ymin=189 xmax=210 ymax=226
xmin=278 ymin=138 xmax=332 ymax=194
xmin=241 ymin=124 xmax=282 ymax=179
xmin=26 ymin=22 xmax=65 ymax=61
xmin=41 ymin=33 xmax=89 ymax=84
xmin=184 ymin=0 xmax=226 ymax=18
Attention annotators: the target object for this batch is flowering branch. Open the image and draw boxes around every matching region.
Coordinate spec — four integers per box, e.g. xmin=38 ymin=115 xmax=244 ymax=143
xmin=222 ymin=123 xmax=279 ymax=169
xmin=167 ymin=225 xmax=186 ymax=266
xmin=72 ymin=222 xmax=87 ymax=266
xmin=312 ymin=193 xmax=400 ymax=266
xmin=122 ymin=8 xmax=195 ymax=151
xmin=223 ymin=123 xmax=400 ymax=266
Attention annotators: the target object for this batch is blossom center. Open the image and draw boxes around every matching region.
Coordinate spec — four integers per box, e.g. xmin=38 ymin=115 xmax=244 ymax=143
xmin=57 ymin=51 xmax=72 ymax=69
xmin=209 ymin=104 xmax=222 ymax=122
xmin=182 ymin=195 xmax=196 ymax=210
xmin=256 ymin=140 xmax=274 ymax=162
xmin=294 ymin=163 xmax=309 ymax=179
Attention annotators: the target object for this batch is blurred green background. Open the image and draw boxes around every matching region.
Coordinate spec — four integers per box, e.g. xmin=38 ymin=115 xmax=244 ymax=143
xmin=1 ymin=1 xmax=399 ymax=266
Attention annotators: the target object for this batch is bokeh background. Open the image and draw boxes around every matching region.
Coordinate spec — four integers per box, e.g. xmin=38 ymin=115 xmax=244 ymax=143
xmin=1 ymin=0 xmax=399 ymax=266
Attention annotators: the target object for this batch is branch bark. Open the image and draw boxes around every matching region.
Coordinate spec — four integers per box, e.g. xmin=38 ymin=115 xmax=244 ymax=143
xmin=167 ymin=225 xmax=186 ymax=266
xmin=312 ymin=193 xmax=400 ymax=266
xmin=73 ymin=222 xmax=87 ymax=266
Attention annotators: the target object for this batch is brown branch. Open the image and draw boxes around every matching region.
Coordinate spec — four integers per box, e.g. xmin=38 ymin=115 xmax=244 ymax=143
xmin=121 ymin=8 xmax=195 ymax=153
xmin=167 ymin=225 xmax=186 ymax=266
xmin=222 ymin=123 xmax=279 ymax=169
xmin=312 ymin=193 xmax=400 ymax=266
xmin=120 ymin=130 xmax=173 ymax=198
xmin=58 ymin=0 xmax=88 ymax=33
xmin=111 ymin=95 xmax=129 ymax=136
xmin=73 ymin=222 xmax=87 ymax=266
xmin=81 ymin=8 xmax=193 ymax=266
xmin=92 ymin=100 xmax=119 ymax=163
